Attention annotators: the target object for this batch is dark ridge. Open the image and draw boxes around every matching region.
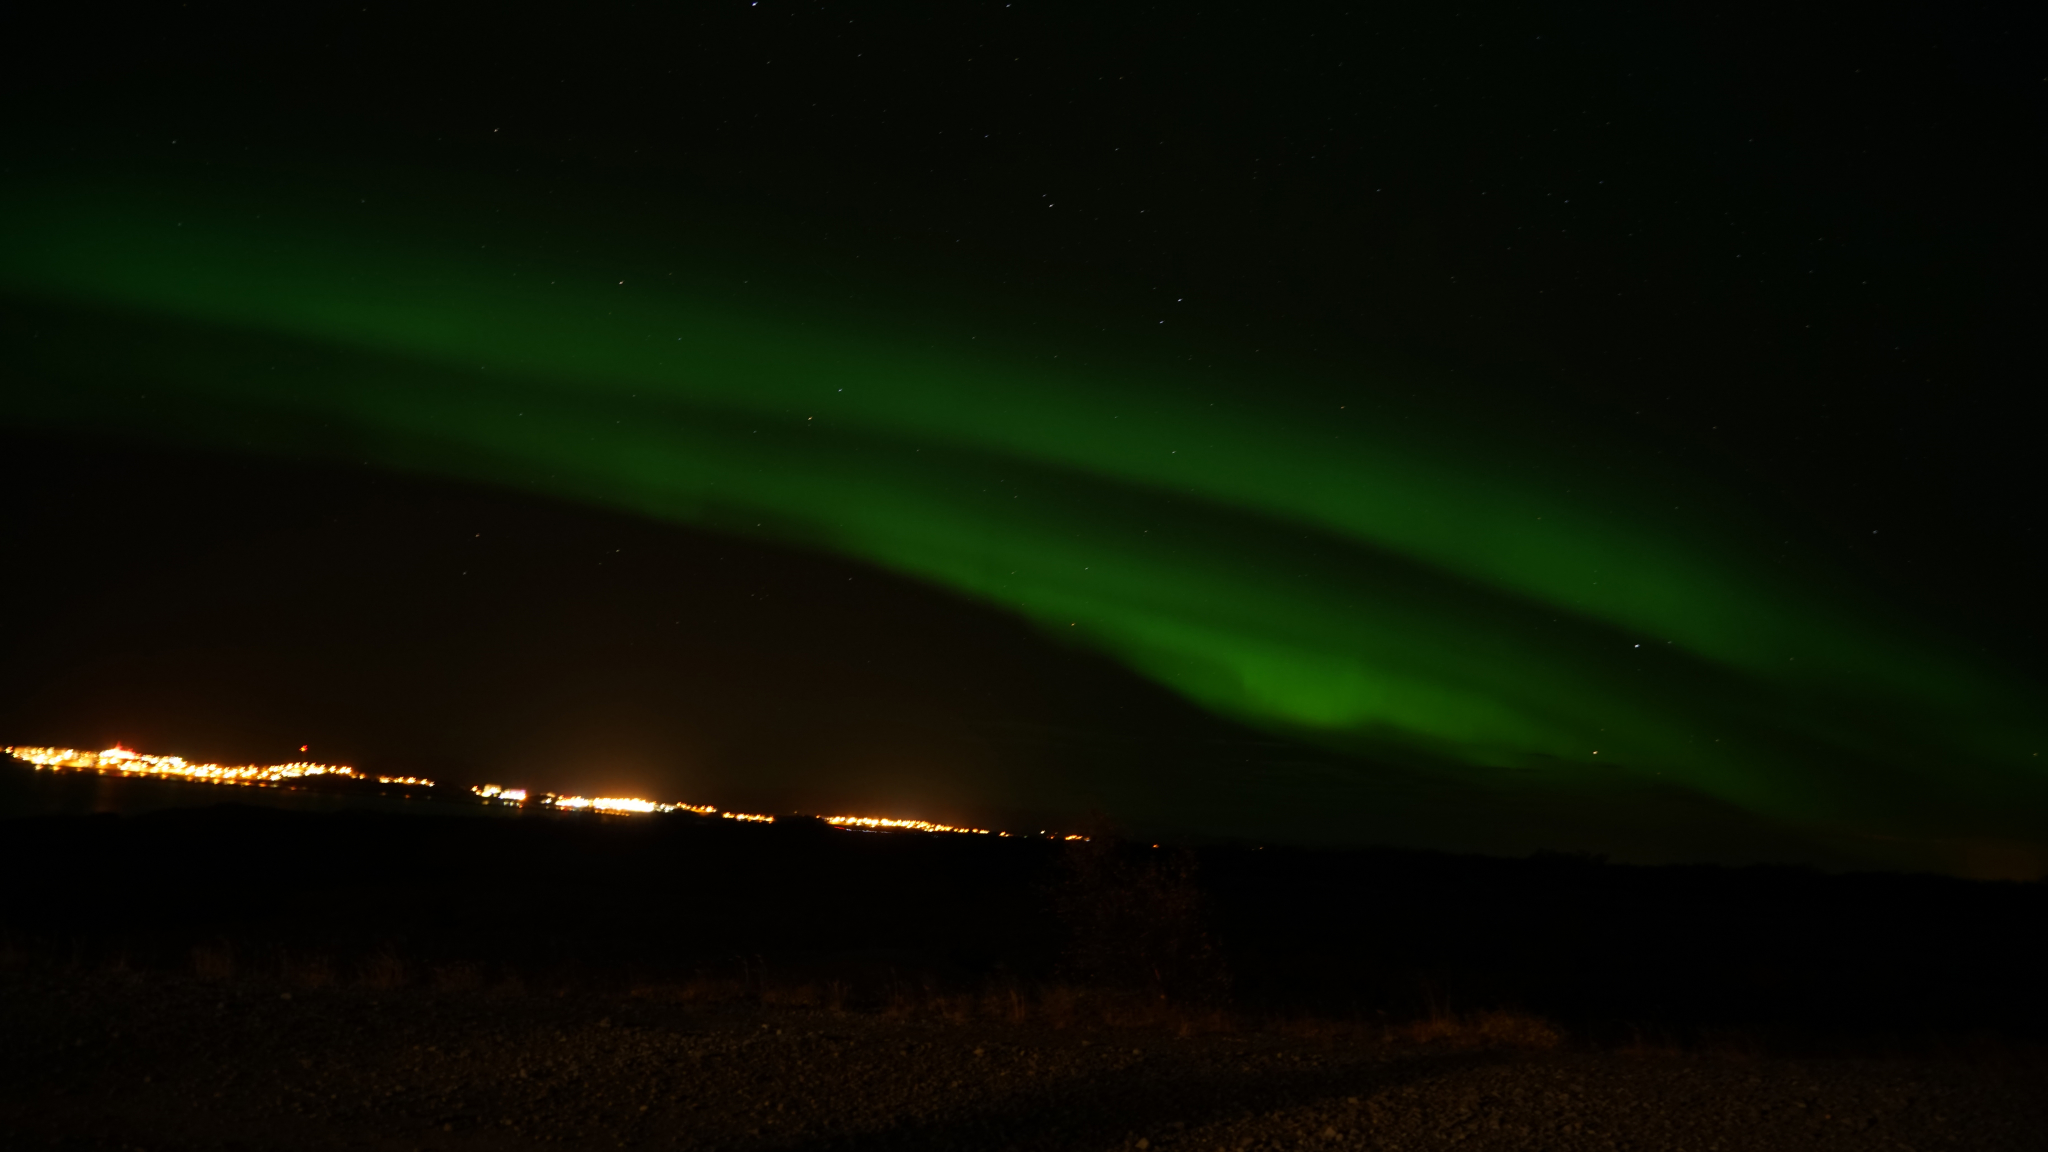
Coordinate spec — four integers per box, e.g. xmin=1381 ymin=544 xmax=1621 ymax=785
xmin=3 ymin=800 xmax=2041 ymax=1054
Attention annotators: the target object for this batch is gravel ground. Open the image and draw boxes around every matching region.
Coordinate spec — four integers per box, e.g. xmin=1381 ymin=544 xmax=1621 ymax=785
xmin=3 ymin=970 xmax=2042 ymax=1152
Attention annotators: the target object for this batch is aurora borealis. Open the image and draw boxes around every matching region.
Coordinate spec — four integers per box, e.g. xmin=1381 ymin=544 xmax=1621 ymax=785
xmin=4 ymin=162 xmax=2043 ymax=870
xmin=3 ymin=3 xmax=2043 ymax=876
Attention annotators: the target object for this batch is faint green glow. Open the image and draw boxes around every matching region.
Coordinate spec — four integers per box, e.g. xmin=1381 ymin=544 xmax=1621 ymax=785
xmin=1 ymin=167 xmax=2041 ymax=853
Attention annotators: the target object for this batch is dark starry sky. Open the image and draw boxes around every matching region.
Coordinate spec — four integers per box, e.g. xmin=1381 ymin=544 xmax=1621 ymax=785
xmin=2 ymin=1 xmax=2043 ymax=871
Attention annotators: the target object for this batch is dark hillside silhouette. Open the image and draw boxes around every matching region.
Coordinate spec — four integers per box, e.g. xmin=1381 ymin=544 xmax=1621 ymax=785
xmin=2 ymin=793 xmax=2042 ymax=1053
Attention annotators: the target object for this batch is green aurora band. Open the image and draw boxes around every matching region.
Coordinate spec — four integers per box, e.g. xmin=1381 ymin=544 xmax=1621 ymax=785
xmin=2 ymin=168 xmax=2042 ymax=864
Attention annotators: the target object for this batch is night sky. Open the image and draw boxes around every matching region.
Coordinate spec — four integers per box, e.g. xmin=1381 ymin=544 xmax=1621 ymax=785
xmin=3 ymin=2 xmax=2044 ymax=876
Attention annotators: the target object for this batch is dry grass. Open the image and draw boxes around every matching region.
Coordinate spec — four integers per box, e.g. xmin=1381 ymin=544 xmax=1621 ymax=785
xmin=1397 ymin=1009 xmax=1563 ymax=1050
xmin=358 ymin=948 xmax=408 ymax=990
xmin=280 ymin=950 xmax=337 ymax=989
xmin=191 ymin=942 xmax=236 ymax=981
xmin=623 ymin=970 xmax=1545 ymax=1045
xmin=10 ymin=933 xmax=1576 ymax=1054
xmin=757 ymin=981 xmax=823 ymax=1008
xmin=631 ymin=975 xmax=748 ymax=1004
xmin=431 ymin=961 xmax=482 ymax=992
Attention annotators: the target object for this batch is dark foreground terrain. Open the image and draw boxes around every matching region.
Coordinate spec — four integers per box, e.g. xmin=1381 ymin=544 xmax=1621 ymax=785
xmin=3 ymin=793 xmax=2046 ymax=1149
xmin=4 ymin=969 xmax=2045 ymax=1152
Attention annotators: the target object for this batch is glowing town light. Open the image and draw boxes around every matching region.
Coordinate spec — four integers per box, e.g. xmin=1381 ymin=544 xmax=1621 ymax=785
xmin=9 ymin=745 xmax=1084 ymax=839
xmin=2 ymin=745 xmax=391 ymax=788
xmin=823 ymin=814 xmax=993 ymax=835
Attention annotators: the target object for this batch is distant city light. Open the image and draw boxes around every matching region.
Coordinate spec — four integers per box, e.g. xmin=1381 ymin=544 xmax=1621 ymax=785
xmin=1 ymin=744 xmax=417 ymax=788
xmin=822 ymin=814 xmax=993 ymax=835
xmin=7 ymin=744 xmax=1085 ymax=839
